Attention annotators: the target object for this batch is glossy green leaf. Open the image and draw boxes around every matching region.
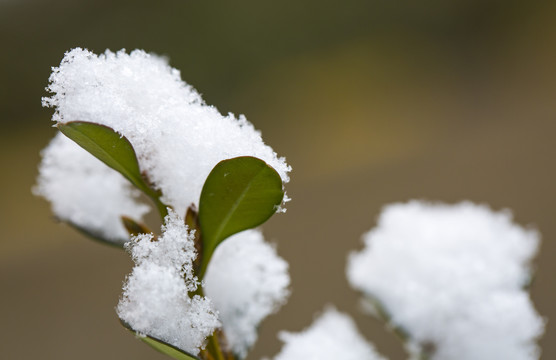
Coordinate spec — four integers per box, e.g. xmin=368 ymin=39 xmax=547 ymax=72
xmin=57 ymin=121 xmax=147 ymax=193
xmin=120 ymin=321 xmax=201 ymax=360
xmin=57 ymin=121 xmax=168 ymax=218
xmin=198 ymin=156 xmax=284 ymax=277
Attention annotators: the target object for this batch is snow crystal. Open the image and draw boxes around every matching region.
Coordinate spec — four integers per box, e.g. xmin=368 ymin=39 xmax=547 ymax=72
xmin=204 ymin=230 xmax=290 ymax=357
xmin=273 ymin=308 xmax=387 ymax=360
xmin=117 ymin=210 xmax=220 ymax=355
xmin=347 ymin=201 xmax=544 ymax=360
xmin=39 ymin=48 xmax=291 ymax=232
xmin=34 ymin=133 xmax=149 ymax=243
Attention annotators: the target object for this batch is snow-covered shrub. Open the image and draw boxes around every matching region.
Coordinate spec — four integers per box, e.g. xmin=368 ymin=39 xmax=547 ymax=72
xmin=35 ymin=48 xmax=545 ymax=360
xmin=36 ymin=48 xmax=291 ymax=360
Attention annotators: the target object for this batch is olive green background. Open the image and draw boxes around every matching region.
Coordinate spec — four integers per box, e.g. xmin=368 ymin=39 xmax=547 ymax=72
xmin=1 ymin=0 xmax=555 ymax=359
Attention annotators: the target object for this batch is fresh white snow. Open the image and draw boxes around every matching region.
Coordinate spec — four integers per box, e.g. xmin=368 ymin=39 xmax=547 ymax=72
xmin=36 ymin=47 xmax=291 ymax=241
xmin=204 ymin=230 xmax=290 ymax=357
xmin=347 ymin=201 xmax=544 ymax=360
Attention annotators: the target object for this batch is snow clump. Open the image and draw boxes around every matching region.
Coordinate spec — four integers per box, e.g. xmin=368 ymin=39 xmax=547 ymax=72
xmin=272 ymin=308 xmax=387 ymax=360
xmin=347 ymin=200 xmax=544 ymax=360
xmin=36 ymin=47 xmax=291 ymax=241
xmin=204 ymin=230 xmax=290 ymax=357
xmin=117 ymin=210 xmax=220 ymax=355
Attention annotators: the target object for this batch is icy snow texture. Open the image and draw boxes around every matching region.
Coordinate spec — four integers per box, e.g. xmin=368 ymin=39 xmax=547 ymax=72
xmin=34 ymin=133 xmax=150 ymax=243
xmin=204 ymin=230 xmax=290 ymax=357
xmin=38 ymin=47 xmax=291 ymax=239
xmin=117 ymin=210 xmax=220 ymax=355
xmin=347 ymin=201 xmax=544 ymax=360
xmin=273 ymin=308 xmax=387 ymax=360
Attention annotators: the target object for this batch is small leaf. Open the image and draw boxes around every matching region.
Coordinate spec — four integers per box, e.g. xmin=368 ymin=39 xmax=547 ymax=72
xmin=198 ymin=156 xmax=284 ymax=277
xmin=57 ymin=121 xmax=168 ymax=218
xmin=120 ymin=320 xmax=201 ymax=360
xmin=121 ymin=216 xmax=153 ymax=237
xmin=140 ymin=337 xmax=202 ymax=360
xmin=57 ymin=121 xmax=148 ymax=194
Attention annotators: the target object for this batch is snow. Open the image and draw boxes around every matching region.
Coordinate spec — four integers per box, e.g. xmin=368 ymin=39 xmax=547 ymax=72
xmin=204 ymin=230 xmax=290 ymax=357
xmin=347 ymin=201 xmax=544 ymax=360
xmin=37 ymin=47 xmax=291 ymax=241
xmin=117 ymin=210 xmax=220 ymax=355
xmin=272 ymin=308 xmax=387 ymax=360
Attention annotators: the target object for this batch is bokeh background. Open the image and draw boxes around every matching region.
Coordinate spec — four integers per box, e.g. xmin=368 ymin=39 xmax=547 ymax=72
xmin=1 ymin=0 xmax=555 ymax=359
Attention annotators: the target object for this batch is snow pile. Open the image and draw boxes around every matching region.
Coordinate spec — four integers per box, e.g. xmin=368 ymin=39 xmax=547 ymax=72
xmin=204 ymin=230 xmax=290 ymax=357
xmin=117 ymin=210 xmax=220 ymax=355
xmin=36 ymin=47 xmax=291 ymax=240
xmin=273 ymin=308 xmax=387 ymax=360
xmin=347 ymin=201 xmax=544 ymax=360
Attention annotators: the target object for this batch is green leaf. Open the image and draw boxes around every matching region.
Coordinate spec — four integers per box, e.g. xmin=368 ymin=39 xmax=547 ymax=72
xmin=120 ymin=321 xmax=201 ymax=360
xmin=57 ymin=121 xmax=168 ymax=218
xmin=139 ymin=336 xmax=201 ymax=360
xmin=198 ymin=156 xmax=284 ymax=277
xmin=57 ymin=121 xmax=147 ymax=193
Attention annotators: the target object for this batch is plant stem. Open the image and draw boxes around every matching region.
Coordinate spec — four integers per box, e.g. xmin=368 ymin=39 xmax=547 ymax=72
xmin=152 ymin=195 xmax=169 ymax=220
xmin=193 ymin=287 xmax=234 ymax=360
xmin=207 ymin=332 xmax=226 ymax=360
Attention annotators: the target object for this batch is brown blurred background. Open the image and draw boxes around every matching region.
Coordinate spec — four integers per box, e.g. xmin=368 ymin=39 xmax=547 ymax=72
xmin=1 ymin=0 xmax=555 ymax=359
